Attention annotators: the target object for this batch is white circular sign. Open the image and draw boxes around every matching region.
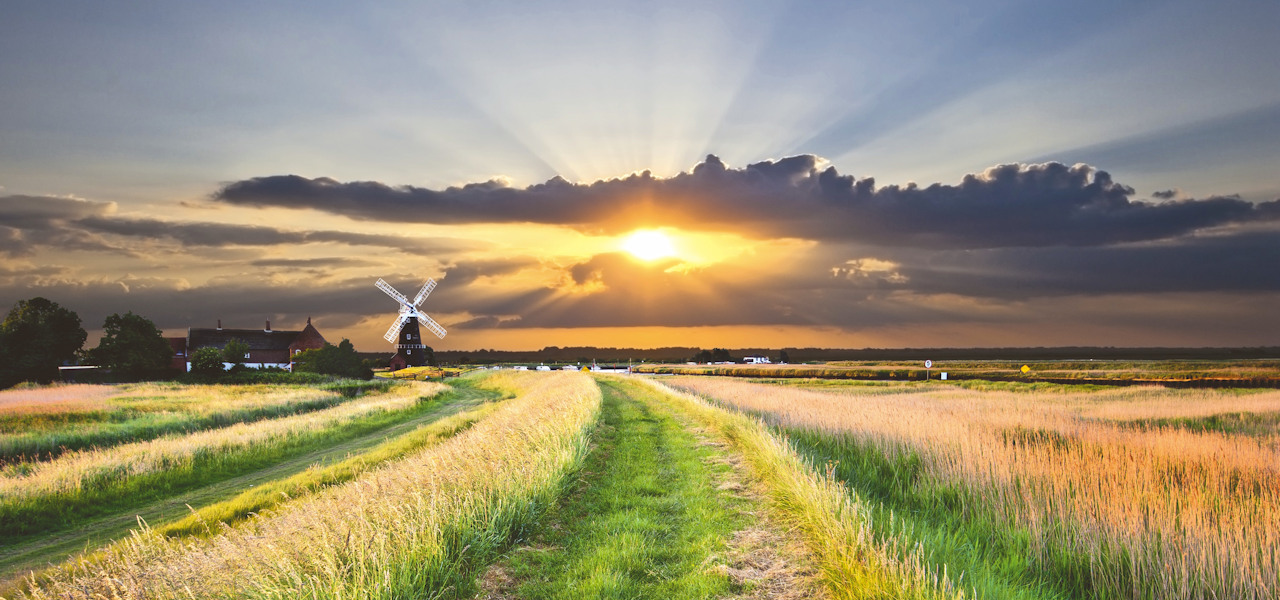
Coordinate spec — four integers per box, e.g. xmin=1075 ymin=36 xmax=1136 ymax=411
xmin=925 ymin=360 xmax=933 ymax=368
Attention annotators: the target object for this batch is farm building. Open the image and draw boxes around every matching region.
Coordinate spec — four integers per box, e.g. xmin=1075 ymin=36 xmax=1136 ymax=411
xmin=167 ymin=319 xmax=327 ymax=371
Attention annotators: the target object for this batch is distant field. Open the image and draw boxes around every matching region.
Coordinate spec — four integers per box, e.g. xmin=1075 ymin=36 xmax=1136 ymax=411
xmin=4 ymin=372 xmax=1277 ymax=599
xmin=633 ymin=358 xmax=1280 ymax=386
xmin=0 ymin=381 xmax=390 ymax=463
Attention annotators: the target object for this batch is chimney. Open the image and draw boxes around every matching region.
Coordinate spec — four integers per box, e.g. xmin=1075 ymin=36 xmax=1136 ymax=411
xmin=217 ymin=319 xmax=222 ymax=331
xmin=265 ymin=320 xmax=271 ymax=332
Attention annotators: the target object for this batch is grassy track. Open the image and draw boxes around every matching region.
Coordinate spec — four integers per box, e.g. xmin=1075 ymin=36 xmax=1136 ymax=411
xmin=486 ymin=377 xmax=751 ymax=599
xmin=0 ymin=382 xmax=504 ymax=593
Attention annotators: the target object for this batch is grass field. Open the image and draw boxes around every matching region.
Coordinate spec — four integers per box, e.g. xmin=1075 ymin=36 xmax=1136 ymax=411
xmin=632 ymin=359 xmax=1280 ymax=385
xmin=664 ymin=376 xmax=1280 ymax=599
xmin=3 ymin=366 xmax=1278 ymax=599
xmin=0 ymin=380 xmax=392 ymax=463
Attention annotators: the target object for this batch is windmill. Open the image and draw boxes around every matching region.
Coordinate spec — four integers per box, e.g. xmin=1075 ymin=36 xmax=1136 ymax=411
xmin=376 ymin=278 xmax=446 ymax=367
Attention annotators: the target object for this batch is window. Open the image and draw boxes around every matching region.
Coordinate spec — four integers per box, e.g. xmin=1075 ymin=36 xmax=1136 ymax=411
xmin=405 ymin=333 xmax=412 ymax=340
xmin=244 ymin=352 xmax=251 ymax=359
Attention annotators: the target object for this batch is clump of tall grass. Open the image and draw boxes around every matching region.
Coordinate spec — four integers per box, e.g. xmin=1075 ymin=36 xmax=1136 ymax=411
xmin=15 ymin=371 xmax=601 ymax=599
xmin=668 ymin=377 xmax=1280 ymax=600
xmin=633 ymin=377 xmax=965 ymax=600
xmin=0 ymin=382 xmax=445 ymax=535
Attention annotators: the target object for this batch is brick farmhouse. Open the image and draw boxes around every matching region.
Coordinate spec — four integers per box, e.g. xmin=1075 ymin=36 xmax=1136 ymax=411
xmin=167 ymin=318 xmax=327 ymax=371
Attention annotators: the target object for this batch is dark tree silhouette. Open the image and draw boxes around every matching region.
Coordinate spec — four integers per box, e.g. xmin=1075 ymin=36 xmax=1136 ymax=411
xmin=0 ymin=297 xmax=87 ymax=388
xmin=90 ymin=312 xmax=174 ymax=381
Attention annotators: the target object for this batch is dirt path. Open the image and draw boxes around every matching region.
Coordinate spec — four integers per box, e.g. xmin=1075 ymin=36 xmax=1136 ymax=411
xmin=0 ymin=385 xmax=499 ymax=591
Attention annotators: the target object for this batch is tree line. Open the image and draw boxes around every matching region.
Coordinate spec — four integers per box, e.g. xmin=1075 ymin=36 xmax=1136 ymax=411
xmin=0 ymin=297 xmax=373 ymax=389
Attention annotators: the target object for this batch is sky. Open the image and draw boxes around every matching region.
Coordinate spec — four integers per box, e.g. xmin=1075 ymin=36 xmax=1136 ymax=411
xmin=2 ymin=0 xmax=1279 ymax=352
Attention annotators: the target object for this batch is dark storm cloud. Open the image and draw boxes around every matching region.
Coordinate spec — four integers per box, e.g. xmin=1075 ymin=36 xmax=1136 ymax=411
xmin=1152 ymin=189 xmax=1178 ymax=199
xmin=894 ymin=231 xmax=1280 ymax=299
xmin=214 ymin=156 xmax=1275 ymax=248
xmin=0 ymin=195 xmax=487 ymax=256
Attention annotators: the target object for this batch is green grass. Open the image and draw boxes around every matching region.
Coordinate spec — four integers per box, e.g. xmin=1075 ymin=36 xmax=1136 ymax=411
xmin=1116 ymin=410 xmax=1280 ymax=438
xmin=490 ymin=377 xmax=749 ymax=599
xmin=785 ymin=429 xmax=1094 ymax=600
xmin=0 ymin=385 xmax=440 ymax=540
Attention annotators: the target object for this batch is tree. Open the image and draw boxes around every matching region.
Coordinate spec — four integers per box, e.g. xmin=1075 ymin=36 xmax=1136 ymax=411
xmin=222 ymin=338 xmax=250 ymax=368
xmin=294 ymin=338 xmax=372 ymax=379
xmin=779 ymin=350 xmax=791 ymax=364
xmin=189 ymin=347 xmax=225 ymax=376
xmin=692 ymin=348 xmax=732 ymax=363
xmin=90 ymin=312 xmax=173 ymax=381
xmin=0 ymin=297 xmax=87 ymax=388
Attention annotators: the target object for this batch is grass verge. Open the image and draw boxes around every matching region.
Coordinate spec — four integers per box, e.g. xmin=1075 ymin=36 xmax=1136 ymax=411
xmin=637 ymin=377 xmax=962 ymax=600
xmin=784 ymin=430 xmax=1074 ymax=600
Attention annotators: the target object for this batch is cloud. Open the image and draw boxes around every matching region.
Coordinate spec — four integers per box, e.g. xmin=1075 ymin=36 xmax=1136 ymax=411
xmin=249 ymin=257 xmax=384 ymax=269
xmin=1152 ymin=189 xmax=1178 ymax=199
xmin=441 ymin=257 xmax=541 ymax=286
xmin=892 ymin=230 xmax=1280 ymax=299
xmin=0 ymin=195 xmax=115 ymax=227
xmin=213 ymin=156 xmax=1275 ymax=248
xmin=0 ymin=195 xmax=489 ymax=256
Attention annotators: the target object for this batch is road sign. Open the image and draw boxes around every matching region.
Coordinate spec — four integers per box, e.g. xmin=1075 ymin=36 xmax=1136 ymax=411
xmin=924 ymin=360 xmax=933 ymax=368
xmin=1021 ymin=364 xmax=1030 ymax=374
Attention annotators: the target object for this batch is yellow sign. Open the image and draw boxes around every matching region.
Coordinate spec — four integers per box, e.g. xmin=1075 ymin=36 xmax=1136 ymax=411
xmin=1020 ymin=364 xmax=1030 ymax=374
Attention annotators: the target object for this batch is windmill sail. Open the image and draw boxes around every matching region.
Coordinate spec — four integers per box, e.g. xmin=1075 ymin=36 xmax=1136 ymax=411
xmin=376 ymin=277 xmax=446 ymax=368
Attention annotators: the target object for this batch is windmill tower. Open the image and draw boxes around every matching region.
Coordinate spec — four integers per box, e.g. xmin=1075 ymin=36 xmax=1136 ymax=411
xmin=376 ymin=278 xmax=447 ymax=367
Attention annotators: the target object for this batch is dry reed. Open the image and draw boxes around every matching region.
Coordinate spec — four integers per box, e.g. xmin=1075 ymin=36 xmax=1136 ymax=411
xmin=667 ymin=377 xmax=1280 ymax=600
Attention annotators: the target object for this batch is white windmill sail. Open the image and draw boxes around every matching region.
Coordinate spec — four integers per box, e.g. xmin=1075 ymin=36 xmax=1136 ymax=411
xmin=376 ymin=278 xmax=447 ymax=340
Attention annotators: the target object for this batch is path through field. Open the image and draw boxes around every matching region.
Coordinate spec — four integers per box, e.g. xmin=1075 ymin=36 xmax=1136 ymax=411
xmin=478 ymin=377 xmax=826 ymax=599
xmin=0 ymin=384 xmax=501 ymax=591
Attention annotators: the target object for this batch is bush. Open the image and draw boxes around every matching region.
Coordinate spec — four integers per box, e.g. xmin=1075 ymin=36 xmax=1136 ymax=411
xmin=294 ymin=339 xmax=373 ymax=380
xmin=189 ymin=347 xmax=225 ymax=377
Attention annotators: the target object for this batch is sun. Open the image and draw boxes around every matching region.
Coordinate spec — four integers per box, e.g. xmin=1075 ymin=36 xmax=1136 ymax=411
xmin=621 ymin=229 xmax=677 ymax=261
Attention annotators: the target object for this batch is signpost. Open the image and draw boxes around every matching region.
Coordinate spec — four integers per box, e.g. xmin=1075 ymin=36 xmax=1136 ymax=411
xmin=925 ymin=359 xmax=932 ymax=380
xmin=1021 ymin=364 xmax=1031 ymax=375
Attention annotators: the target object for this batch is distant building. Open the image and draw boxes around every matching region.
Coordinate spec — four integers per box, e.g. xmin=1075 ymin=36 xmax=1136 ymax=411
xmin=166 ymin=318 xmax=327 ymax=371
xmin=742 ymin=355 xmax=772 ymax=364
